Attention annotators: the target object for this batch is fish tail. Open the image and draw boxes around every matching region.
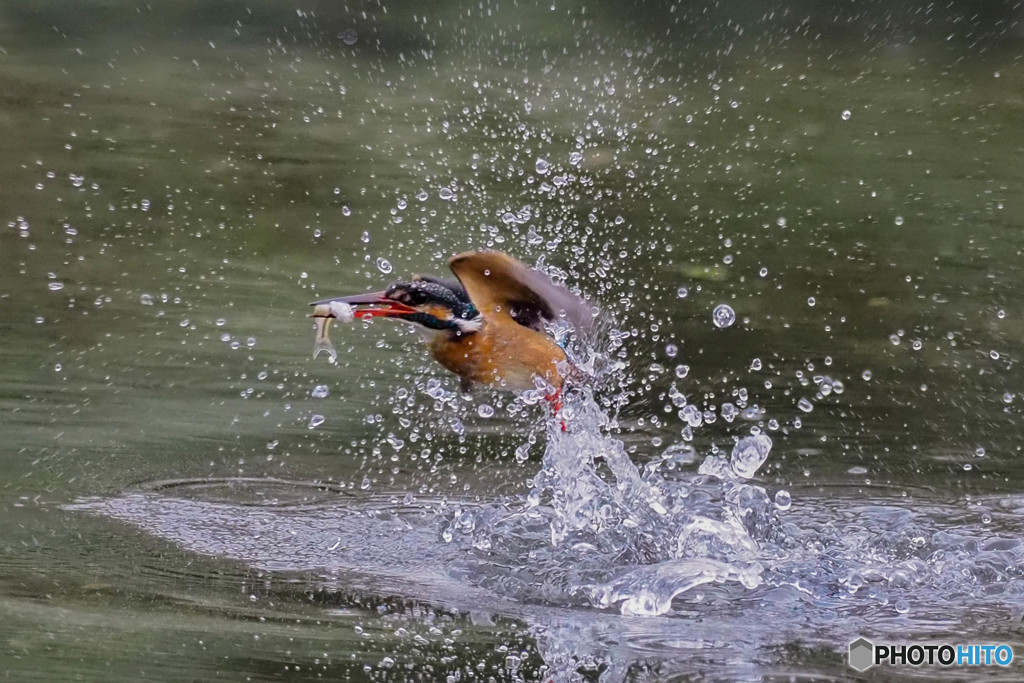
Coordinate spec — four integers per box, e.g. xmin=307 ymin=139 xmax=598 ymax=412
xmin=313 ymin=317 xmax=337 ymax=361
xmin=313 ymin=336 xmax=337 ymax=361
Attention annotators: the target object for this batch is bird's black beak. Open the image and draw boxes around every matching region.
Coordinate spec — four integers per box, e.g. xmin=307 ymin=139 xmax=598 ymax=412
xmin=310 ymin=291 xmax=417 ymax=319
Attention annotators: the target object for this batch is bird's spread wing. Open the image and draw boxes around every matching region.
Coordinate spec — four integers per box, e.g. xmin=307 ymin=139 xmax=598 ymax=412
xmin=448 ymin=251 xmax=593 ymax=332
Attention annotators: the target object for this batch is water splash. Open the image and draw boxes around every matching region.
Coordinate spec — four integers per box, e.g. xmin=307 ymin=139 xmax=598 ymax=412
xmin=434 ymin=385 xmax=1024 ymax=635
xmin=441 ymin=392 xmax=779 ymax=616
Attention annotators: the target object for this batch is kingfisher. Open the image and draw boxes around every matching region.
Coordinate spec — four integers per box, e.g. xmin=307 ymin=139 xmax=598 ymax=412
xmin=309 ymin=250 xmax=593 ymax=402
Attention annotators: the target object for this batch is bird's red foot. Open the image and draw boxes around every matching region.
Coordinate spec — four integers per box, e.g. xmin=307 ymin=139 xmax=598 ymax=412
xmin=545 ymin=389 xmax=567 ymax=432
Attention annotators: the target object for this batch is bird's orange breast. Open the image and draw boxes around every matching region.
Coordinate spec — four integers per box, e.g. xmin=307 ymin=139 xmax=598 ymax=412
xmin=427 ymin=317 xmax=566 ymax=391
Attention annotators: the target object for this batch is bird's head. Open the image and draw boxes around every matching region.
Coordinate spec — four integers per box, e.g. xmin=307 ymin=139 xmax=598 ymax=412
xmin=312 ymin=276 xmax=482 ymax=335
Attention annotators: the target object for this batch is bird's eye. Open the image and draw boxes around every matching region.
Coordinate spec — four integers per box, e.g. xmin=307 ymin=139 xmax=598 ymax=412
xmin=408 ymin=290 xmax=428 ymax=306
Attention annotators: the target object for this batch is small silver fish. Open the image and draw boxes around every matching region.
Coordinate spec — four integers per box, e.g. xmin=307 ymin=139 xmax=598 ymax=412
xmin=312 ymin=313 xmax=337 ymax=362
xmin=311 ymin=302 xmax=354 ymax=362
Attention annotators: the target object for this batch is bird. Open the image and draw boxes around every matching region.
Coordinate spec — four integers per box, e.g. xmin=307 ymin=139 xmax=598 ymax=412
xmin=309 ymin=251 xmax=593 ymax=403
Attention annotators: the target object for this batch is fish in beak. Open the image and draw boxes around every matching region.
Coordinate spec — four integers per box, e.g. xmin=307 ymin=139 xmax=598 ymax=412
xmin=309 ymin=292 xmax=418 ymax=360
xmin=311 ymin=291 xmax=418 ymax=319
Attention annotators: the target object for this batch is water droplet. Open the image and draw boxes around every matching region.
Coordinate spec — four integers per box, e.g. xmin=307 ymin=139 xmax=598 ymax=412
xmin=311 ymin=385 xmax=329 ymax=399
xmin=894 ymin=599 xmax=909 ymax=614
xmin=477 ymin=404 xmax=494 ymax=418
xmin=438 ymin=187 xmax=454 ymax=201
xmin=758 ymin=267 xmax=768 ymax=277
xmin=730 ymin=433 xmax=772 ymax=479
xmin=308 ymin=414 xmax=325 ymax=429
xmin=807 ymin=296 xmax=816 ymax=307
xmin=750 ymin=358 xmax=762 ymax=371
xmin=140 ymin=293 xmax=154 ymax=306
xmin=889 ymin=334 xmax=901 ymax=346
xmin=376 ymin=258 xmax=393 ymax=274
xmin=681 ymin=404 xmax=702 ymax=427
xmin=676 ymin=286 xmax=689 ymax=298
xmin=712 ymin=304 xmax=735 ymax=328
xmin=974 ymin=447 xmax=986 ymax=457
xmin=982 ymin=512 xmax=992 ymax=524
xmin=665 ymin=344 xmax=678 ymax=358
xmin=338 ymin=28 xmax=358 ymax=45
xmin=862 ymin=369 xmax=872 ymax=381
xmin=841 ymin=109 xmax=851 ymax=121
xmin=47 ymin=282 xmax=64 ymax=292
xmin=990 ymin=350 xmax=1000 ymax=360
xmin=1003 ymin=392 xmax=1014 ymax=404
xmin=797 ymin=398 xmax=814 ymax=413
xmin=741 ymin=406 xmax=764 ymax=420
xmin=894 ymin=216 xmax=904 ymax=226
xmin=535 ymin=158 xmax=550 ymax=175
xmin=674 ymin=364 xmax=689 ymax=379
xmin=774 ymin=490 xmax=792 ymax=510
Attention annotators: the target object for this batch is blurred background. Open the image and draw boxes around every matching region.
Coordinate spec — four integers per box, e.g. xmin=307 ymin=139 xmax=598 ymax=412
xmin=2 ymin=1 xmax=1023 ymax=680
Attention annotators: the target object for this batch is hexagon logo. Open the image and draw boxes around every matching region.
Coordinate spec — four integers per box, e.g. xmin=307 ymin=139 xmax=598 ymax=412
xmin=849 ymin=637 xmax=875 ymax=671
